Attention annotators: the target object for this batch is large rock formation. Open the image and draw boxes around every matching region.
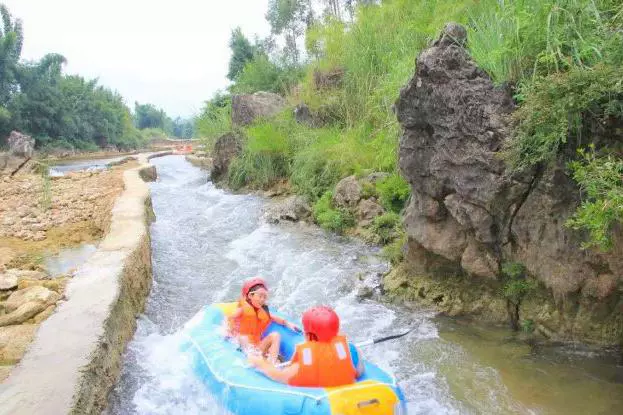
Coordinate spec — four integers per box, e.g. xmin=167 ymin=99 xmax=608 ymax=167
xmin=0 ymin=131 xmax=35 ymax=176
xmin=395 ymin=23 xmax=622 ymax=344
xmin=211 ymin=133 xmax=242 ymax=182
xmin=231 ymin=92 xmax=286 ymax=126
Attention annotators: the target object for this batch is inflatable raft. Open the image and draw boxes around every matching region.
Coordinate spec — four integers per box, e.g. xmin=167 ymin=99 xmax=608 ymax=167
xmin=181 ymin=302 xmax=407 ymax=415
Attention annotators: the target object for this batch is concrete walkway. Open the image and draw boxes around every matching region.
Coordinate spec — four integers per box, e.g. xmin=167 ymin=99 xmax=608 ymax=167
xmin=0 ymin=153 xmax=167 ymax=414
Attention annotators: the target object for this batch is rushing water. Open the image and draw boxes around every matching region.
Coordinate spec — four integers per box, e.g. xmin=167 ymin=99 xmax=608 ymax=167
xmin=106 ymin=155 xmax=623 ymax=415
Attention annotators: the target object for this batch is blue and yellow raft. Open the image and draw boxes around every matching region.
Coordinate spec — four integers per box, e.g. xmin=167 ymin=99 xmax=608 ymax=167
xmin=181 ymin=302 xmax=407 ymax=415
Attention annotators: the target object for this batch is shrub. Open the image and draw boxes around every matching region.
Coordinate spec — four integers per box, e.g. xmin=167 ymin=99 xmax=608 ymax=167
xmin=566 ymin=146 xmax=623 ymax=250
xmin=291 ymin=150 xmax=342 ymax=201
xmin=381 ymin=233 xmax=406 ymax=265
xmin=376 ymin=173 xmax=411 ymax=213
xmin=505 ymin=66 xmax=623 ymax=170
xmin=370 ymin=212 xmax=402 ymax=244
xmin=501 ymin=262 xmax=535 ymax=305
xmin=196 ymin=93 xmax=232 ymax=150
xmin=312 ymin=191 xmax=355 ymax=233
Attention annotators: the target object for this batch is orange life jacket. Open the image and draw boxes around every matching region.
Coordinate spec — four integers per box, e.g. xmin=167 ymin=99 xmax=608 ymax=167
xmin=288 ymin=335 xmax=357 ymax=387
xmin=232 ymin=298 xmax=271 ymax=345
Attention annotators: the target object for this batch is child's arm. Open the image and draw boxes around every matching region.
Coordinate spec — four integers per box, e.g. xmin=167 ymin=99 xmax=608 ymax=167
xmin=271 ymin=315 xmax=301 ymax=332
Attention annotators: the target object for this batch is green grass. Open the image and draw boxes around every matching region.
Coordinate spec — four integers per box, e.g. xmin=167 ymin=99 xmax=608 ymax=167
xmin=312 ymin=191 xmax=355 ymax=233
xmin=202 ymin=0 xmax=623 ymax=247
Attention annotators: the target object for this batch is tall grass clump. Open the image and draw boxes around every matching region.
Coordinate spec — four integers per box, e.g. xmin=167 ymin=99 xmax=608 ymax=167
xmin=468 ymin=0 xmax=623 ymax=83
xmin=196 ymin=93 xmax=233 ymax=150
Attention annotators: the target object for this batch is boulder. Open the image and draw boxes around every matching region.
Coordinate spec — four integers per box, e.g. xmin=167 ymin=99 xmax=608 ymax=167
xmin=211 ymin=133 xmax=242 ymax=182
xmin=7 ymin=131 xmax=34 ymax=158
xmin=4 ymin=269 xmax=48 ymax=282
xmin=365 ymin=172 xmax=390 ymax=184
xmin=356 ymin=199 xmax=385 ymax=226
xmin=396 ymin=22 xmax=519 ymax=278
xmin=264 ymin=196 xmax=311 ymax=224
xmin=4 ymin=286 xmax=59 ymax=314
xmin=293 ymin=104 xmax=319 ymax=127
xmin=313 ymin=67 xmax=345 ymax=90
xmin=139 ymin=165 xmax=157 ymax=182
xmin=332 ymin=176 xmax=362 ymax=208
xmin=0 ymin=131 xmax=35 ymax=176
xmin=0 ymin=273 xmax=17 ymax=291
xmin=0 ymin=324 xmax=38 ymax=365
xmin=231 ymin=92 xmax=286 ymax=127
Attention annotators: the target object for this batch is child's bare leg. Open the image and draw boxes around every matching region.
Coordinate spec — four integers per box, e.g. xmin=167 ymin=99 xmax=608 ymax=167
xmin=259 ymin=332 xmax=280 ymax=362
xmin=238 ymin=336 xmax=254 ymax=353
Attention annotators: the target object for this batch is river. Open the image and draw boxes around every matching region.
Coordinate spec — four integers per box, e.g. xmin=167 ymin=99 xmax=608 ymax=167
xmin=105 ymin=155 xmax=623 ymax=415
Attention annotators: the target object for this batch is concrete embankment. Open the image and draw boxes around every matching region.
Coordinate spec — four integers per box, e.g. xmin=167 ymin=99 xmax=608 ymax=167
xmin=0 ymin=153 xmax=166 ymax=414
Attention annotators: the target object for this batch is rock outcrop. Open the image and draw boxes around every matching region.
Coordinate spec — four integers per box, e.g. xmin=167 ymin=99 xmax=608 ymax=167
xmin=231 ymin=91 xmax=286 ymax=126
xmin=0 ymin=131 xmax=35 ymax=176
xmin=394 ymin=23 xmax=622 ymax=344
xmin=211 ymin=133 xmax=242 ymax=182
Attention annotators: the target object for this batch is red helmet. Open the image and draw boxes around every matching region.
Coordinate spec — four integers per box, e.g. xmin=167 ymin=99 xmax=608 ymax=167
xmin=302 ymin=306 xmax=340 ymax=342
xmin=241 ymin=277 xmax=267 ymax=297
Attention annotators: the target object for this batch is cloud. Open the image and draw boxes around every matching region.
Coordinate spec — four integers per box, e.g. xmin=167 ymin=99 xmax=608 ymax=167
xmin=4 ymin=0 xmax=270 ymax=117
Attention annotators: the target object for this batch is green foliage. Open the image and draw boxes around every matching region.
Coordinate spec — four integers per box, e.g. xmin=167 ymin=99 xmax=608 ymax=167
xmin=266 ymin=0 xmax=310 ymax=64
xmin=196 ymin=92 xmax=232 ymax=149
xmin=521 ymin=318 xmax=535 ymax=333
xmin=381 ymin=232 xmax=406 ymax=265
xmin=140 ymin=128 xmax=168 ymax=141
xmin=312 ymin=191 xmax=355 ymax=233
xmin=370 ymin=212 xmax=401 ymax=244
xmin=134 ymin=102 xmax=173 ymax=134
xmin=501 ymin=262 xmax=535 ymax=305
xmin=228 ymin=27 xmax=257 ymax=81
xmin=0 ymin=4 xmax=23 ymax=106
xmin=467 ymin=0 xmax=623 ymax=83
xmin=172 ymin=117 xmax=195 ymax=139
xmin=360 ymin=181 xmax=378 ymax=199
xmin=290 ymin=143 xmax=343 ymax=201
xmin=376 ymin=173 xmax=411 ymax=213
xmin=228 ymin=150 xmax=289 ymax=190
xmin=567 ymin=146 xmax=623 ymax=250
xmin=505 ymin=66 xmax=623 ymax=170
xmin=231 ymin=54 xmax=304 ymax=95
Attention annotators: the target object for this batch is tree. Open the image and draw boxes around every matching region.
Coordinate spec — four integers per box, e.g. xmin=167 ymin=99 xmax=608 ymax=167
xmin=134 ymin=102 xmax=172 ymax=134
xmin=172 ymin=117 xmax=195 ymax=139
xmin=0 ymin=4 xmax=23 ymax=106
xmin=266 ymin=0 xmax=310 ymax=65
xmin=227 ymin=27 xmax=256 ymax=81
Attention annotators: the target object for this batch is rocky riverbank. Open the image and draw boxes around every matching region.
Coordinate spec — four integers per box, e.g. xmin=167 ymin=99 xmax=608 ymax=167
xmin=391 ymin=24 xmax=622 ymax=347
xmin=0 ymin=158 xmax=136 ymax=382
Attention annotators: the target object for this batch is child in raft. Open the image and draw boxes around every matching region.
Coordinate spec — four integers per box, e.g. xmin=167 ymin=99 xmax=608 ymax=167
xmin=228 ymin=277 xmax=300 ymax=364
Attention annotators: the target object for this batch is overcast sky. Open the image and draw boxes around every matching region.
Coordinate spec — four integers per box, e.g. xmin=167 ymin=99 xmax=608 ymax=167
xmin=4 ymin=0 xmax=271 ymax=118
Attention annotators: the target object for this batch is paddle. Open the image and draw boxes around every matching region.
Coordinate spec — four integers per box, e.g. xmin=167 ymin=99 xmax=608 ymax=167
xmin=271 ymin=327 xmax=415 ymax=369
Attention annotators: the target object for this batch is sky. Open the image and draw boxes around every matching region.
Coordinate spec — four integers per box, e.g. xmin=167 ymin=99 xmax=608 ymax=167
xmin=3 ymin=0 xmax=271 ymax=118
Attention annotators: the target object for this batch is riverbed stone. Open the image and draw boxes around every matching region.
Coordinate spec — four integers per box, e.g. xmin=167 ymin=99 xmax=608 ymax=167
xmin=4 ymin=286 xmax=59 ymax=314
xmin=0 ymin=324 xmax=38 ymax=365
xmin=0 ymin=273 xmax=18 ymax=291
xmin=263 ymin=196 xmax=311 ymax=223
xmin=333 ymin=176 xmax=362 ymax=208
xmin=357 ymin=199 xmax=385 ymax=226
